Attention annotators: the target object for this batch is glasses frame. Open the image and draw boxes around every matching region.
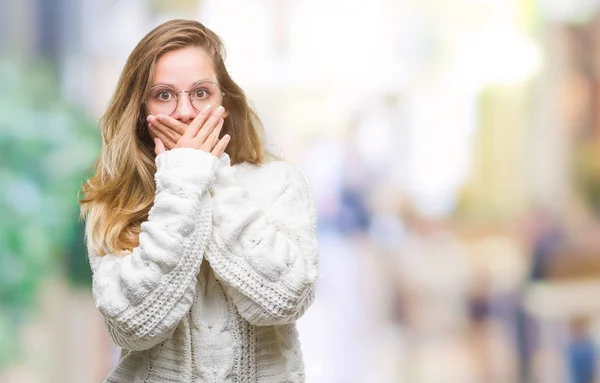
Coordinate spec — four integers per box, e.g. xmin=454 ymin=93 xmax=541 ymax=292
xmin=143 ymin=80 xmax=225 ymax=116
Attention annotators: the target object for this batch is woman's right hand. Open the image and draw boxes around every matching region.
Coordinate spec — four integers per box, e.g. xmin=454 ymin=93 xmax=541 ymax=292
xmin=152 ymin=104 xmax=230 ymax=157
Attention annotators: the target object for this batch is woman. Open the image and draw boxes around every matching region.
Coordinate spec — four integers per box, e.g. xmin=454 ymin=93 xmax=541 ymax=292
xmin=79 ymin=19 xmax=318 ymax=383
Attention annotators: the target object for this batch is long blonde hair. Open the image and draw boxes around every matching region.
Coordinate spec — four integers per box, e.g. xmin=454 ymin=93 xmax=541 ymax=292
xmin=79 ymin=19 xmax=265 ymax=256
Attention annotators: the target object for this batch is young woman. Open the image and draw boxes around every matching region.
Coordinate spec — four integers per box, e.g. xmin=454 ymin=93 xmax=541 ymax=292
xmin=79 ymin=19 xmax=318 ymax=382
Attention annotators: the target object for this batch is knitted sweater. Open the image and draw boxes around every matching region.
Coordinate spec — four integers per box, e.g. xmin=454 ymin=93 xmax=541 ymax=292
xmin=87 ymin=148 xmax=319 ymax=383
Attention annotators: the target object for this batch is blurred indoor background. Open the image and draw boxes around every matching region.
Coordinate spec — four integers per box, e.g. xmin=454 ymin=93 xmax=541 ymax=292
xmin=3 ymin=0 xmax=600 ymax=382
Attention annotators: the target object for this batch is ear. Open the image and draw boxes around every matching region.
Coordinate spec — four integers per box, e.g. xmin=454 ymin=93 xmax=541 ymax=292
xmin=223 ymin=108 xmax=229 ymax=118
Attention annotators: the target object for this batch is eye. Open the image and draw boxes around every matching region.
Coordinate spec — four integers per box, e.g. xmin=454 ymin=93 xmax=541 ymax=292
xmin=192 ymin=88 xmax=210 ymax=99
xmin=151 ymin=88 xmax=175 ymax=102
xmin=157 ymin=90 xmax=174 ymax=101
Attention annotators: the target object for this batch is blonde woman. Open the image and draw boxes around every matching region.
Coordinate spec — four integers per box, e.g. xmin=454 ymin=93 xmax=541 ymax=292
xmin=79 ymin=19 xmax=318 ymax=383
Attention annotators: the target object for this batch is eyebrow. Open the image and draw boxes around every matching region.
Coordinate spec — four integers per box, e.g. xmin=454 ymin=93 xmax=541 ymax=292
xmin=150 ymin=79 xmax=214 ymax=89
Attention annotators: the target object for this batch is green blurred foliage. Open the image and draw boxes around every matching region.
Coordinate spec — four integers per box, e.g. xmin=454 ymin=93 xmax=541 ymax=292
xmin=149 ymin=0 xmax=198 ymax=15
xmin=0 ymin=58 xmax=99 ymax=367
xmin=574 ymin=140 xmax=600 ymax=213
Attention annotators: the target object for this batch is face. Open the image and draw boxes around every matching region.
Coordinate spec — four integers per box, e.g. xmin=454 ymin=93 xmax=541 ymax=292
xmin=147 ymin=46 xmax=226 ymax=127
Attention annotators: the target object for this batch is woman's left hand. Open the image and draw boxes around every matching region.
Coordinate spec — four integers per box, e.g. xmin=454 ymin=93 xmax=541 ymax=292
xmin=147 ymin=114 xmax=189 ymax=150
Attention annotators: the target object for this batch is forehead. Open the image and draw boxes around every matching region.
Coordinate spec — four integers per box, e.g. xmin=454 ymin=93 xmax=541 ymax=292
xmin=152 ymin=46 xmax=217 ymax=87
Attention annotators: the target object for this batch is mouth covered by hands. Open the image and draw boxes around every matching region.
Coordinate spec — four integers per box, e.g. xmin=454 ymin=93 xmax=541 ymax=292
xmin=147 ymin=104 xmax=230 ymax=157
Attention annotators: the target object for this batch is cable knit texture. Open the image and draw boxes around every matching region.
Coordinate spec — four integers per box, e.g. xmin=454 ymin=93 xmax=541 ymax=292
xmin=88 ymin=148 xmax=318 ymax=383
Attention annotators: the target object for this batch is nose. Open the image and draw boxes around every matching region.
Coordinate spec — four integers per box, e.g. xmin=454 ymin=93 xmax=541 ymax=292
xmin=171 ymin=92 xmax=197 ymax=124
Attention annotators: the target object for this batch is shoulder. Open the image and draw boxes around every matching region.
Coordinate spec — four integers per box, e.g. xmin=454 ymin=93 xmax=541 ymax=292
xmin=233 ymin=160 xmax=314 ymax=205
xmin=235 ymin=160 xmax=310 ymax=187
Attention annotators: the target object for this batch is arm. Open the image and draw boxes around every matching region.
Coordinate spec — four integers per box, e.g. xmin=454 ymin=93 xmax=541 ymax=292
xmin=88 ymin=148 xmax=218 ymax=351
xmin=205 ymin=160 xmax=318 ymax=326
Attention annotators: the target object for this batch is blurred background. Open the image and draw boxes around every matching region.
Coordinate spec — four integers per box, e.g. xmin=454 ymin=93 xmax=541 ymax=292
xmin=3 ymin=0 xmax=600 ymax=382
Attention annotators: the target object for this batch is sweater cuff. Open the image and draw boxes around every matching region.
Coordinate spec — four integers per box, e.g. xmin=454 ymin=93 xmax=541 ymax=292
xmin=155 ymin=148 xmax=219 ymax=194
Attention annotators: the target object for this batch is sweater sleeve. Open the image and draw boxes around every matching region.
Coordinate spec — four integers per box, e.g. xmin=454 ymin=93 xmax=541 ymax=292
xmin=88 ymin=148 xmax=218 ymax=351
xmin=205 ymin=160 xmax=318 ymax=326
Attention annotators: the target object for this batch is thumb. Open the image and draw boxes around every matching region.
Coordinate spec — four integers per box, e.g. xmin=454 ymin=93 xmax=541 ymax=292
xmin=154 ymin=137 xmax=166 ymax=156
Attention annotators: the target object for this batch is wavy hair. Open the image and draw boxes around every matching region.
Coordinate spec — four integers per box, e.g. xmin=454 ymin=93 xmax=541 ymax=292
xmin=79 ymin=19 xmax=265 ymax=256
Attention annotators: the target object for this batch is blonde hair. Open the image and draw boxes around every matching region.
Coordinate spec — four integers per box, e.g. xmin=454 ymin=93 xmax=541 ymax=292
xmin=79 ymin=19 xmax=265 ymax=256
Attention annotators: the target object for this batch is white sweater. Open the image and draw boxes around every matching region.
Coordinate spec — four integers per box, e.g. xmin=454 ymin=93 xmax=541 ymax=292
xmin=88 ymin=148 xmax=319 ymax=383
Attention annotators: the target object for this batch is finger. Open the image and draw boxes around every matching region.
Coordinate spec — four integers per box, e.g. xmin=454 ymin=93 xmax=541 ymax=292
xmin=154 ymin=137 xmax=166 ymax=156
xmin=184 ymin=104 xmax=214 ymax=139
xmin=201 ymin=118 xmax=224 ymax=152
xmin=211 ymin=134 xmax=230 ymax=157
xmin=148 ymin=116 xmax=180 ymax=145
xmin=155 ymin=114 xmax=187 ymax=136
xmin=149 ymin=123 xmax=177 ymax=149
xmin=196 ymin=108 xmax=225 ymax=147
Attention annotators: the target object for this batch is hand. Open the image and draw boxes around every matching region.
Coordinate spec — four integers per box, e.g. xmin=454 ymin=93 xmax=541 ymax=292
xmin=148 ymin=105 xmax=231 ymax=157
xmin=148 ymin=115 xmax=187 ymax=150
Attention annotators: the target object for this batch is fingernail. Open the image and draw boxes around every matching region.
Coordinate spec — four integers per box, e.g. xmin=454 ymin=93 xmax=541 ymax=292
xmin=217 ymin=105 xmax=225 ymax=113
xmin=147 ymin=115 xmax=156 ymax=123
xmin=157 ymin=114 xmax=167 ymax=121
